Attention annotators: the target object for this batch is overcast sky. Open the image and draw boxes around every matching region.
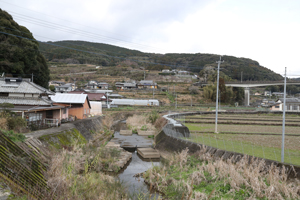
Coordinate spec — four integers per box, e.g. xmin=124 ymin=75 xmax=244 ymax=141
xmin=1 ymin=0 xmax=300 ymax=77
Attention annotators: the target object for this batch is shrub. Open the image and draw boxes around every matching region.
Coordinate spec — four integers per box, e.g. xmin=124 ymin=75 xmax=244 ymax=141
xmin=141 ymin=125 xmax=148 ymax=131
xmin=2 ymin=129 xmax=26 ymax=142
xmin=7 ymin=116 xmax=27 ymax=132
xmin=148 ymin=110 xmax=159 ymax=124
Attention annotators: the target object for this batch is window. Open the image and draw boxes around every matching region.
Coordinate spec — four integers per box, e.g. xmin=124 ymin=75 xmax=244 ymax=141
xmin=46 ymin=110 xmax=53 ymax=118
xmin=27 ymin=113 xmax=42 ymax=121
xmin=275 ymin=106 xmax=279 ymax=108
xmin=84 ymin=109 xmax=86 ymax=114
xmin=0 ymin=93 xmax=8 ymax=97
xmin=63 ymin=108 xmax=66 ymax=114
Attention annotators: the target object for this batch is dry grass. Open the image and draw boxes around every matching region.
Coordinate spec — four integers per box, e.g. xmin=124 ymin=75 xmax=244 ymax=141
xmin=154 ymin=116 xmax=168 ymax=131
xmin=44 ymin=143 xmax=128 ymax=199
xmin=0 ymin=118 xmax=7 ymax=130
xmin=126 ymin=114 xmax=155 ymax=131
xmin=144 ymin=147 xmax=300 ymax=199
xmin=102 ymin=114 xmax=114 ymax=130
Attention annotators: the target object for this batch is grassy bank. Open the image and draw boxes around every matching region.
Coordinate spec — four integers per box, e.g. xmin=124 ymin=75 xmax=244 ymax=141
xmin=144 ymin=148 xmax=300 ymax=199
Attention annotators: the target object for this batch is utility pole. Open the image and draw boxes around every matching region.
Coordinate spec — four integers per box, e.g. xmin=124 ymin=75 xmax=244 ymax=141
xmin=106 ymin=92 xmax=109 ymax=109
xmin=215 ymin=56 xmax=223 ymax=133
xmin=153 ymin=87 xmax=154 ymax=99
xmin=281 ymin=67 xmax=287 ymax=162
xmin=31 ymin=73 xmax=33 ymax=82
xmin=175 ymin=93 xmax=177 ymax=109
xmin=191 ymin=97 xmax=192 ymax=107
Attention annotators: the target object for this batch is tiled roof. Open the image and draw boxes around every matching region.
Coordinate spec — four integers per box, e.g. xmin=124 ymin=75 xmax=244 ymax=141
xmin=86 ymin=93 xmax=106 ymax=101
xmin=0 ymin=78 xmax=54 ymax=95
xmin=0 ymin=97 xmax=52 ymax=106
xmin=279 ymin=98 xmax=300 ymax=103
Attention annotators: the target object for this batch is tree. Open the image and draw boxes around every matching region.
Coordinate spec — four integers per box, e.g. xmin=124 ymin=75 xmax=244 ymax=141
xmin=49 ymin=85 xmax=55 ymax=92
xmin=0 ymin=9 xmax=50 ymax=88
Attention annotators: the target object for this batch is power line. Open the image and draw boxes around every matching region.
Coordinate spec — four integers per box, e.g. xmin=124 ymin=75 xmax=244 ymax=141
xmin=3 ymin=8 xmax=165 ymax=52
xmin=0 ymin=30 xmax=207 ymax=70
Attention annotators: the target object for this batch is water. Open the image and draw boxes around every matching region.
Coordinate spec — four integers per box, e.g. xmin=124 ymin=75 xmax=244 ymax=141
xmin=118 ymin=151 xmax=161 ymax=199
xmin=112 ymin=120 xmax=162 ymax=199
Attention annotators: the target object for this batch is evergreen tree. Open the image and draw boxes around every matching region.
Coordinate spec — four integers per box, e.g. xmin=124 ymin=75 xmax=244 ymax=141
xmin=0 ymin=9 xmax=50 ymax=88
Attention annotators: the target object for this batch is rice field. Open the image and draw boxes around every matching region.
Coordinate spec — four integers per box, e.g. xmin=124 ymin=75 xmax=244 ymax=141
xmin=176 ymin=113 xmax=300 ymax=165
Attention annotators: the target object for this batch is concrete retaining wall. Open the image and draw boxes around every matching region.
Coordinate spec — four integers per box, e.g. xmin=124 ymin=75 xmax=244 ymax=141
xmin=26 ymin=116 xmax=103 ymax=147
xmin=156 ymin=112 xmax=300 ymax=180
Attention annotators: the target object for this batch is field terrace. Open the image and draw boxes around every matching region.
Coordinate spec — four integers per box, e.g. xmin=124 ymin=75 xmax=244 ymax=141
xmin=176 ymin=113 xmax=300 ymax=166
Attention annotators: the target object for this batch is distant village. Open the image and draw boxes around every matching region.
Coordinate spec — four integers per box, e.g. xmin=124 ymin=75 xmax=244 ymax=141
xmin=0 ymin=67 xmax=300 ymax=131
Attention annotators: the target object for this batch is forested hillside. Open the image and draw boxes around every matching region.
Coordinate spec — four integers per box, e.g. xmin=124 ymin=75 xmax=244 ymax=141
xmin=0 ymin=9 xmax=49 ymax=88
xmin=39 ymin=40 xmax=282 ymax=82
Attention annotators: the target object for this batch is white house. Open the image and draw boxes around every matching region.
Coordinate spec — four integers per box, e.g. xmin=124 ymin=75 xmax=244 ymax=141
xmin=270 ymin=98 xmax=300 ymax=111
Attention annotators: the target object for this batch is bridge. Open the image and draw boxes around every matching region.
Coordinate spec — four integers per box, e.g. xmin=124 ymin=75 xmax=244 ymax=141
xmin=224 ymin=81 xmax=300 ymax=106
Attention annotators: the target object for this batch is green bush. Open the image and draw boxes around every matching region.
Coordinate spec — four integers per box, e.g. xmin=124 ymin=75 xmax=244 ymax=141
xmin=7 ymin=116 xmax=27 ymax=132
xmin=141 ymin=125 xmax=148 ymax=131
xmin=148 ymin=110 xmax=159 ymax=124
xmin=2 ymin=129 xmax=26 ymax=142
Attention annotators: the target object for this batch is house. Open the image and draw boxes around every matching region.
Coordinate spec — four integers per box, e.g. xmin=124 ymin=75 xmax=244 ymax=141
xmin=98 ymin=82 xmax=109 ymax=89
xmin=0 ymin=77 xmax=65 ymax=127
xmin=55 ymin=83 xmax=74 ymax=93
xmin=271 ymin=98 xmax=300 ymax=111
xmin=264 ymin=91 xmax=272 ymax=96
xmin=137 ymin=80 xmax=157 ymax=89
xmin=270 ymin=102 xmax=282 ymax=111
xmin=50 ymin=93 xmax=91 ymax=119
xmin=115 ymin=81 xmax=137 ymax=90
xmin=49 ymin=81 xmax=65 ymax=87
xmin=68 ymin=91 xmax=111 ymax=111
xmin=85 ymin=81 xmax=99 ymax=89
xmin=270 ymin=98 xmax=300 ymax=111
xmin=272 ymin=92 xmax=285 ymax=97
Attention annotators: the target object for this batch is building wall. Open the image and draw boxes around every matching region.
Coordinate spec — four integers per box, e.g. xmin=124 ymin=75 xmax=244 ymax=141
xmin=90 ymin=102 xmax=102 ymax=116
xmin=9 ymin=93 xmax=25 ymax=97
xmin=68 ymin=99 xmax=90 ymax=119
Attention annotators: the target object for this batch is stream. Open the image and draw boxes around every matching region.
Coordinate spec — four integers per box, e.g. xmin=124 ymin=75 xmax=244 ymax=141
xmin=118 ymin=150 xmax=161 ymax=199
xmin=112 ymin=120 xmax=162 ymax=199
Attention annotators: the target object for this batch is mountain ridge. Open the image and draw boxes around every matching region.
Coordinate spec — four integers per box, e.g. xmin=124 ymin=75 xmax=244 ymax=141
xmin=39 ymin=40 xmax=283 ymax=82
